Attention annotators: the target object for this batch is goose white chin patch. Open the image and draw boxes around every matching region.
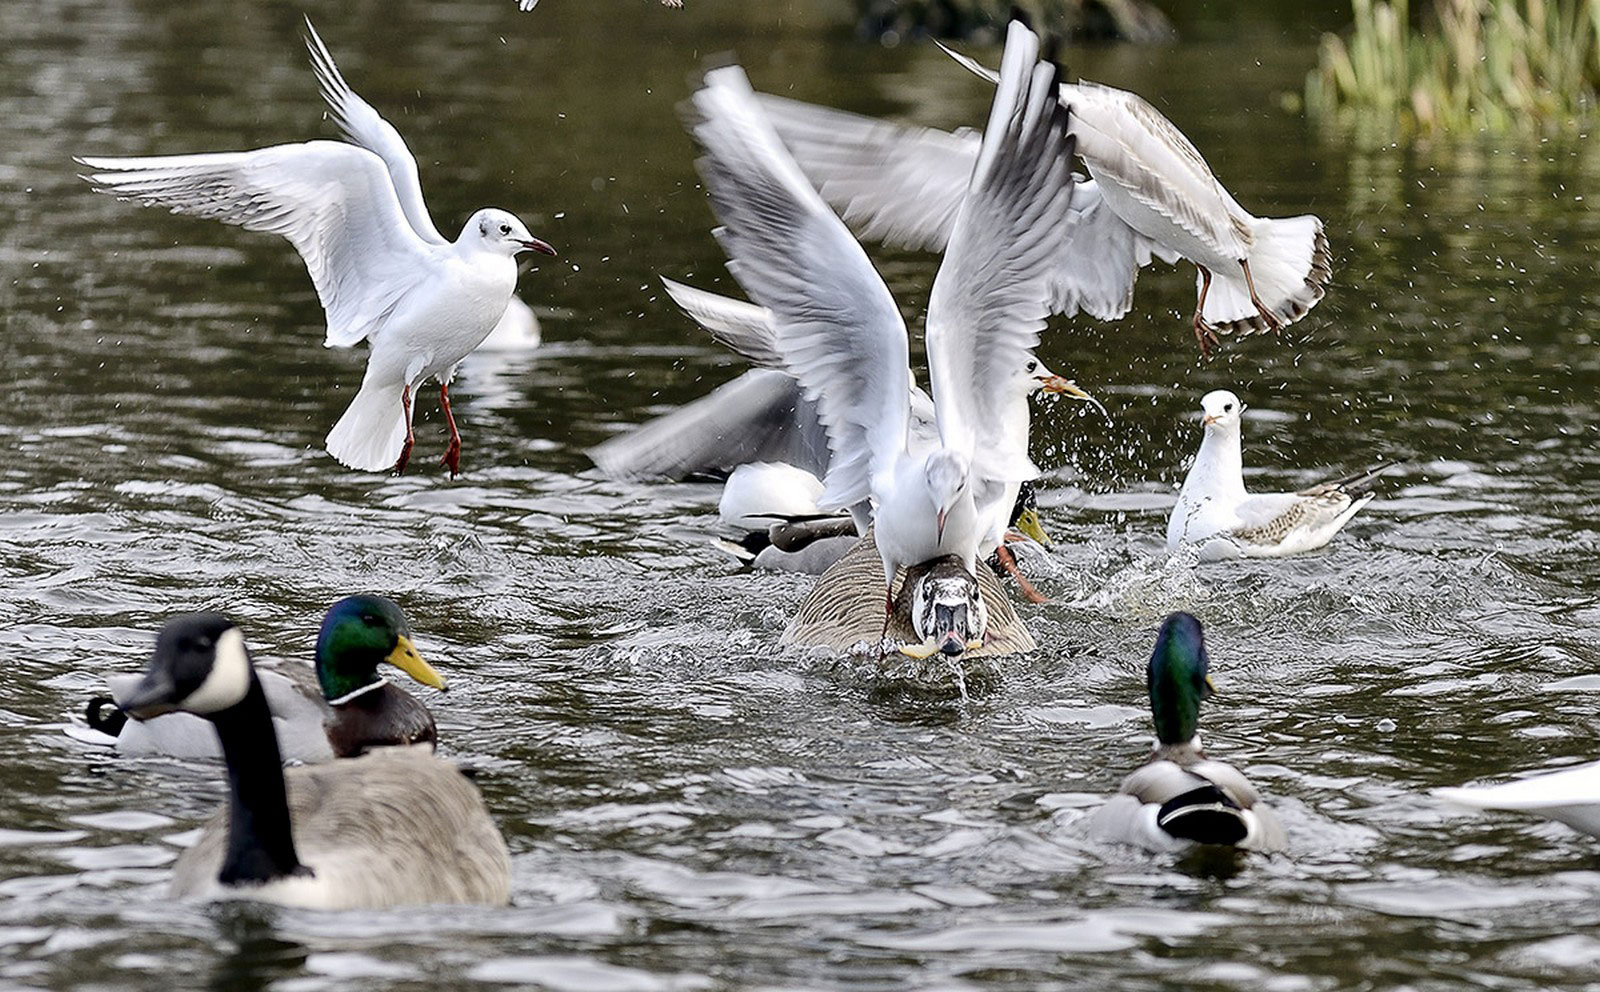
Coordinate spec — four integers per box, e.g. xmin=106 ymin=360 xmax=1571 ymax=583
xmin=181 ymin=627 xmax=252 ymax=714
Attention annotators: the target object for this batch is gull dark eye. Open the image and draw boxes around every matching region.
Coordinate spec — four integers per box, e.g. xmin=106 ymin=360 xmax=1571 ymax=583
xmin=1025 ymin=361 xmax=1037 ymax=373
xmin=498 ymin=223 xmax=511 ymax=235
xmin=1224 ymin=403 xmax=1235 ymax=412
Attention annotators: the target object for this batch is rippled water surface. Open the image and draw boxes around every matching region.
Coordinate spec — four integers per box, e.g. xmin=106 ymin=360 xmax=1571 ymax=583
xmin=5 ymin=0 xmax=1600 ymax=989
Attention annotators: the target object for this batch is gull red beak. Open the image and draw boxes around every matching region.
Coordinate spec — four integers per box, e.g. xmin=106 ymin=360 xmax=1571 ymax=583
xmin=1202 ymin=414 xmax=1219 ymax=426
xmin=518 ymin=236 xmax=557 ymax=256
xmin=936 ymin=508 xmax=948 ymax=542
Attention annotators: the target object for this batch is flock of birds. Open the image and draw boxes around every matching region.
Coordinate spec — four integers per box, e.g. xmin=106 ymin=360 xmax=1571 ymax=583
xmin=70 ymin=14 xmax=1600 ymax=911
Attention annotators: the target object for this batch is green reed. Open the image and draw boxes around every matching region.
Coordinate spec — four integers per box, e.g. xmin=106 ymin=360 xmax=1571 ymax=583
xmin=1307 ymin=0 xmax=1600 ymax=137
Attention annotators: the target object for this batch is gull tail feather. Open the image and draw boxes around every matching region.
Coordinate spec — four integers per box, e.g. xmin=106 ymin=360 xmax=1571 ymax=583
xmin=1202 ymin=215 xmax=1331 ymax=335
xmin=326 ymin=378 xmax=409 ymax=472
xmin=1316 ymin=461 xmax=1399 ymax=498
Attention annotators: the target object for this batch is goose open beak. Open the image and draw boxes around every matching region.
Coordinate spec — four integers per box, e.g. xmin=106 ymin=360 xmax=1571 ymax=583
xmin=518 ymin=236 xmax=558 ymax=256
xmin=385 ymin=635 xmax=447 ymax=691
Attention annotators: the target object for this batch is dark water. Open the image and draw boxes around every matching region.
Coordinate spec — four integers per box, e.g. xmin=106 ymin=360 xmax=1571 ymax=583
xmin=4 ymin=0 xmax=1600 ymax=988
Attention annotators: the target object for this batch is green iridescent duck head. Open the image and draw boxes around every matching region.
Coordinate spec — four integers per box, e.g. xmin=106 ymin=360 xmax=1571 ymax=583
xmin=1147 ymin=612 xmax=1216 ymax=746
xmin=315 ymin=595 xmax=444 ymax=703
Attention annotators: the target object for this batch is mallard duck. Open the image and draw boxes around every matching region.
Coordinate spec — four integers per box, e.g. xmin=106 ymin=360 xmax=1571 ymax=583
xmin=1435 ymin=762 xmax=1600 ymax=839
xmin=1167 ymin=390 xmax=1388 ymax=561
xmin=87 ymin=595 xmax=445 ymax=760
xmin=1090 ymin=613 xmax=1286 ymax=852
xmin=117 ymin=612 xmax=510 ymax=908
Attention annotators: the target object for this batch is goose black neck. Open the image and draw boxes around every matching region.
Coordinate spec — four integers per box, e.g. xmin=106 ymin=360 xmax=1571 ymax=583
xmin=211 ymin=676 xmax=306 ymax=886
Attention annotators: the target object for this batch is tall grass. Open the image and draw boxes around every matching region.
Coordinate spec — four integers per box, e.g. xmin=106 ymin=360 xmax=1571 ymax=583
xmin=1308 ymin=0 xmax=1600 ymax=137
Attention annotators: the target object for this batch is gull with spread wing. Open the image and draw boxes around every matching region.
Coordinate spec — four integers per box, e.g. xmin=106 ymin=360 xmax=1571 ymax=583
xmin=686 ymin=20 xmax=1078 ymax=650
xmin=76 ymin=23 xmax=555 ymax=477
xmin=750 ymin=30 xmax=1331 ymax=354
xmin=305 ymin=19 xmax=543 ymax=355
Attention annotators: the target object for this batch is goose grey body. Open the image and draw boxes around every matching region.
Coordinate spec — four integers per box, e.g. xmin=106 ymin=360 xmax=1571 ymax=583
xmin=170 ymin=747 xmax=510 ymax=908
xmin=781 ymin=529 xmax=1035 ymax=657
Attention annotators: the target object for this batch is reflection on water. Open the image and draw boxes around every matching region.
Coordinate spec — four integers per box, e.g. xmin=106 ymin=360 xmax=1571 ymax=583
xmin=4 ymin=0 xmax=1600 ymax=989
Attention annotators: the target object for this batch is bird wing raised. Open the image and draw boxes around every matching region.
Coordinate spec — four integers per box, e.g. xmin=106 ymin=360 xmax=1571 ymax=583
xmin=688 ymin=66 xmax=912 ymax=511
xmin=660 ymin=277 xmax=783 ymax=368
xmin=304 ymin=17 xmax=445 ymax=245
xmin=755 ymin=92 xmax=978 ymax=252
xmin=1060 ymin=81 xmax=1250 ymax=256
xmin=79 ymin=142 xmax=435 ymax=348
xmin=940 ymin=41 xmax=1247 ymax=259
xmin=925 ymin=21 xmax=1076 ymax=483
xmin=757 ymin=91 xmax=1165 ymax=323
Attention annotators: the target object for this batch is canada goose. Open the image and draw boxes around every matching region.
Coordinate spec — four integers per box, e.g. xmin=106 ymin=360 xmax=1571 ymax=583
xmin=87 ymin=595 xmax=445 ymax=760
xmin=1090 ymin=613 xmax=1286 ymax=852
xmin=117 ymin=612 xmax=510 ymax=908
xmin=780 ymin=528 xmax=1036 ymax=660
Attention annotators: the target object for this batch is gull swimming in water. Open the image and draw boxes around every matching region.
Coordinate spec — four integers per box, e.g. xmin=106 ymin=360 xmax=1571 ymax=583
xmin=752 ymin=26 xmax=1331 ymax=353
xmin=305 ymin=20 xmax=543 ymax=356
xmin=76 ymin=25 xmax=555 ymax=477
xmin=685 ymin=23 xmax=1079 ymax=649
xmin=1167 ymin=390 xmax=1387 ymax=561
xmin=1090 ymin=613 xmax=1287 ymax=852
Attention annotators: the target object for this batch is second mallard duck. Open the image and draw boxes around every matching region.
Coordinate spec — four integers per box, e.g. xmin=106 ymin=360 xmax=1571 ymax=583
xmin=88 ymin=595 xmax=445 ymax=760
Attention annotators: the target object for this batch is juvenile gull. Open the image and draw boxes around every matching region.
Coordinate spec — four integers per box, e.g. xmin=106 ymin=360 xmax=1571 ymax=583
xmin=76 ymin=24 xmax=555 ymax=476
xmin=1167 ymin=389 xmax=1386 ymax=561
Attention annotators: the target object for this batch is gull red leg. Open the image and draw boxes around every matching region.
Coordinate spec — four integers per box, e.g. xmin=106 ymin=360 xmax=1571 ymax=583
xmin=439 ymin=382 xmax=462 ymax=478
xmin=393 ymin=385 xmax=415 ymax=475
xmin=995 ymin=544 xmax=1049 ymax=605
xmin=1239 ymin=259 xmax=1283 ymax=334
xmin=1192 ymin=266 xmax=1219 ymax=356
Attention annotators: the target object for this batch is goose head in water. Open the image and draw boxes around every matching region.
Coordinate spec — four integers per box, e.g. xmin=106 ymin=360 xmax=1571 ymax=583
xmin=900 ymin=558 xmax=989 ymax=659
